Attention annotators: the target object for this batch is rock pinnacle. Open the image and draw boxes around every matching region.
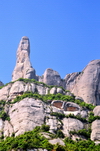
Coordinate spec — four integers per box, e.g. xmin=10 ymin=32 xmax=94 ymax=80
xmin=12 ymin=36 xmax=36 ymax=81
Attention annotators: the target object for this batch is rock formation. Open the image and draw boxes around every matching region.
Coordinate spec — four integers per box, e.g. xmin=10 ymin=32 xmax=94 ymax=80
xmin=71 ymin=60 xmax=100 ymax=105
xmin=38 ymin=68 xmax=65 ymax=87
xmin=64 ymin=72 xmax=80 ymax=91
xmin=1 ymin=37 xmax=100 ymax=150
xmin=0 ymin=80 xmax=87 ymax=138
xmin=12 ymin=36 xmax=36 ymax=81
xmin=11 ymin=37 xmax=100 ymax=106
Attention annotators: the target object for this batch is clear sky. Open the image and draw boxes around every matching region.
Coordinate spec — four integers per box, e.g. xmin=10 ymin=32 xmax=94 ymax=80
xmin=0 ymin=0 xmax=100 ymax=84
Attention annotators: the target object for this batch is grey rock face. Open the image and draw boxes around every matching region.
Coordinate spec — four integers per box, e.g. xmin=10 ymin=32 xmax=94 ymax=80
xmin=46 ymin=116 xmax=60 ymax=133
xmin=12 ymin=36 xmax=36 ymax=81
xmin=0 ymin=83 xmax=12 ymax=101
xmin=64 ymin=72 xmax=80 ymax=90
xmin=93 ymin=106 xmax=100 ymax=116
xmin=5 ymin=98 xmax=45 ymax=137
xmin=72 ymin=60 xmax=100 ymax=105
xmin=91 ymin=120 xmax=100 ymax=142
xmin=62 ymin=118 xmax=84 ymax=137
xmin=49 ymin=138 xmax=65 ymax=146
xmin=41 ymin=68 xmax=62 ymax=86
xmin=50 ymin=87 xmax=57 ymax=94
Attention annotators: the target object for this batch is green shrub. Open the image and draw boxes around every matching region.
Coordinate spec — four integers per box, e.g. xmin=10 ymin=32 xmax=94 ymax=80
xmin=0 ymin=110 xmax=10 ymax=121
xmin=56 ymin=130 xmax=64 ymax=138
xmin=50 ymin=112 xmax=87 ymax=123
xmin=70 ymin=128 xmax=91 ymax=139
xmin=41 ymin=124 xmax=50 ymax=132
xmin=88 ymin=112 xmax=100 ymax=123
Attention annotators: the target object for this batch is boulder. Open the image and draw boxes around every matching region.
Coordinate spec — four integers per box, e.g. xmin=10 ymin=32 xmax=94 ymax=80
xmin=62 ymin=118 xmax=84 ymax=136
xmin=93 ymin=106 xmax=100 ymax=116
xmin=46 ymin=115 xmax=61 ymax=133
xmin=50 ymin=87 xmax=57 ymax=94
xmin=42 ymin=68 xmax=61 ymax=86
xmin=49 ymin=138 xmax=65 ymax=146
xmin=36 ymin=85 xmax=49 ymax=95
xmin=91 ymin=120 xmax=100 ymax=142
xmin=57 ymin=88 xmax=63 ymax=94
xmin=12 ymin=36 xmax=36 ymax=81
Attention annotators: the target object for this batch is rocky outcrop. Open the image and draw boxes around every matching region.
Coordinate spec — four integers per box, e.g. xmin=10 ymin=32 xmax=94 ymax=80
xmin=0 ymin=85 xmax=87 ymax=138
xmin=72 ymin=60 xmax=100 ymax=105
xmin=64 ymin=72 xmax=80 ymax=91
xmin=93 ymin=106 xmax=100 ymax=116
xmin=62 ymin=118 xmax=84 ymax=137
xmin=12 ymin=36 xmax=36 ymax=81
xmin=0 ymin=80 xmax=71 ymax=101
xmin=39 ymin=68 xmax=64 ymax=87
xmin=49 ymin=138 xmax=65 ymax=146
xmin=2 ymin=36 xmax=100 ymax=148
xmin=4 ymin=98 xmax=45 ymax=137
xmin=91 ymin=120 xmax=100 ymax=143
xmin=11 ymin=37 xmax=100 ymax=106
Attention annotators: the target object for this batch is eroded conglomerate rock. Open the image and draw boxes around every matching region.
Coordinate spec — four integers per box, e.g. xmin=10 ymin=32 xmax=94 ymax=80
xmin=72 ymin=60 xmax=100 ymax=105
xmin=12 ymin=36 xmax=36 ymax=81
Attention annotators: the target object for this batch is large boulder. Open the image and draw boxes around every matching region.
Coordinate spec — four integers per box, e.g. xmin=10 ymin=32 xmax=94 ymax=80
xmin=12 ymin=36 xmax=36 ymax=81
xmin=62 ymin=118 xmax=84 ymax=137
xmin=72 ymin=60 xmax=100 ymax=105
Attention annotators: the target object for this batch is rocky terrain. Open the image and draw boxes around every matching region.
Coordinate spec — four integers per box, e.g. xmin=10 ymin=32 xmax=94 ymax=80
xmin=0 ymin=36 xmax=100 ymax=150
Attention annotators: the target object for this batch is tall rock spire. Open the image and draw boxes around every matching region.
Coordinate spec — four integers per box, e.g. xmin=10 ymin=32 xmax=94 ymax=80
xmin=12 ymin=36 xmax=36 ymax=81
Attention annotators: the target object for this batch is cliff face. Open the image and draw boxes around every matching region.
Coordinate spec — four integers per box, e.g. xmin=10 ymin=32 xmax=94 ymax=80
xmin=0 ymin=37 xmax=100 ymax=150
xmin=0 ymin=79 xmax=99 ymax=145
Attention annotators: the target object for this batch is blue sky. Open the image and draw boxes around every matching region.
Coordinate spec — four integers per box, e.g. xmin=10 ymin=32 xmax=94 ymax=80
xmin=0 ymin=0 xmax=100 ymax=84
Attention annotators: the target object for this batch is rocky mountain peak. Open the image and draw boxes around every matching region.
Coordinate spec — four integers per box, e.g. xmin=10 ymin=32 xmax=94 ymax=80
xmin=17 ymin=36 xmax=30 ymax=62
xmin=12 ymin=36 xmax=36 ymax=81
